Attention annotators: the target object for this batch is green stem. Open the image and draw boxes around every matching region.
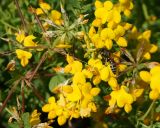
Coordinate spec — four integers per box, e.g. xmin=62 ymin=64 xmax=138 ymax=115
xmin=0 ymin=20 xmax=17 ymax=30
xmin=142 ymin=1 xmax=149 ymax=20
xmin=139 ymin=101 xmax=155 ymax=121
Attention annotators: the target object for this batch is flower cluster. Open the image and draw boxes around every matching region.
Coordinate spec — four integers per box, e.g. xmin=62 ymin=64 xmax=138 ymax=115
xmin=36 ymin=2 xmax=63 ymax=26
xmin=106 ymin=85 xmax=143 ymax=113
xmin=42 ymin=55 xmax=100 ymax=125
xmin=15 ymin=31 xmax=39 ymax=67
xmin=140 ymin=65 xmax=160 ymax=100
xmin=88 ymin=0 xmax=134 ymax=50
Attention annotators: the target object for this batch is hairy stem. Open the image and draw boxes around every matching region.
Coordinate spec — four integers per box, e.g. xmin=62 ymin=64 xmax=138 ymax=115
xmin=14 ymin=0 xmax=27 ymax=32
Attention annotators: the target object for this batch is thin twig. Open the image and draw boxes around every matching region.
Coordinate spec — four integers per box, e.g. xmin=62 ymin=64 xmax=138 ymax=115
xmin=29 ymin=51 xmax=48 ymax=82
xmin=14 ymin=0 xmax=27 ymax=32
xmin=31 ymin=7 xmax=51 ymax=46
xmin=25 ymin=80 xmax=46 ymax=103
xmin=0 ymin=79 xmax=20 ymax=114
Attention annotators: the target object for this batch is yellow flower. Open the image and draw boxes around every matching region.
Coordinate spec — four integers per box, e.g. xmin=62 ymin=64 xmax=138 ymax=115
xmin=116 ymin=86 xmax=133 ymax=112
xmin=118 ymin=64 xmax=127 ymax=72
xmin=16 ymin=49 xmax=32 ymax=67
xmin=50 ymin=10 xmax=63 ymax=25
xmin=66 ymin=84 xmax=82 ymax=102
xmin=39 ymin=2 xmax=51 ymax=11
xmin=100 ymin=28 xmax=115 ymax=50
xmin=109 ymin=86 xmax=134 ymax=113
xmin=64 ymin=55 xmax=83 ymax=74
xmin=24 ymin=35 xmax=37 ymax=47
xmin=15 ymin=31 xmax=25 ymax=43
xmin=36 ymin=8 xmax=44 ymax=15
xmin=29 ymin=109 xmax=41 ymax=126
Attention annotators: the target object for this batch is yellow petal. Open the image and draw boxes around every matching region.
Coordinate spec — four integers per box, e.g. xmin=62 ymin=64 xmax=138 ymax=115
xmin=101 ymin=28 xmax=115 ymax=40
xmin=105 ymin=39 xmax=113 ymax=50
xmin=150 ymin=66 xmax=160 ymax=75
xmin=66 ymin=84 xmax=82 ymax=102
xmin=24 ymin=35 xmax=37 ymax=47
xmin=93 ymin=75 xmax=101 ymax=85
xmin=51 ymin=10 xmax=61 ymax=20
xmin=57 ymin=115 xmax=67 ymax=126
xmin=100 ymin=67 xmax=110 ymax=81
xmin=118 ymin=64 xmax=127 ymax=72
xmin=36 ymin=8 xmax=44 ymax=15
xmin=29 ymin=118 xmax=41 ymax=126
xmin=48 ymin=96 xmax=55 ymax=103
xmin=48 ymin=111 xmax=57 ymax=119
xmin=66 ymin=54 xmax=74 ymax=63
xmin=39 ymin=2 xmax=51 ymax=10
xmin=62 ymin=85 xmax=73 ymax=93
xmin=21 ymin=57 xmax=29 ymax=67
xmin=95 ymin=0 xmax=103 ymax=8
xmin=143 ymin=52 xmax=151 ymax=60
xmin=15 ymin=31 xmax=25 ymax=43
xmin=116 ymin=37 xmax=127 ymax=47
xmin=124 ymin=104 xmax=132 ymax=113
xmin=108 ymin=77 xmax=118 ymax=90
xmin=42 ymin=104 xmax=51 ymax=112
xmin=149 ymin=44 xmax=158 ymax=53
xmin=139 ymin=71 xmax=151 ymax=83
xmin=90 ymin=88 xmax=101 ymax=96
xmin=73 ymin=72 xmax=86 ymax=85
xmin=104 ymin=1 xmax=113 ymax=11
xmin=149 ymin=90 xmax=159 ymax=100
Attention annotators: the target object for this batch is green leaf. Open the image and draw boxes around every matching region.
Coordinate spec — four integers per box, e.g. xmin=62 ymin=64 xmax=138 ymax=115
xmin=22 ymin=112 xmax=31 ymax=128
xmin=8 ymin=122 xmax=19 ymax=128
xmin=49 ymin=74 xmax=66 ymax=92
